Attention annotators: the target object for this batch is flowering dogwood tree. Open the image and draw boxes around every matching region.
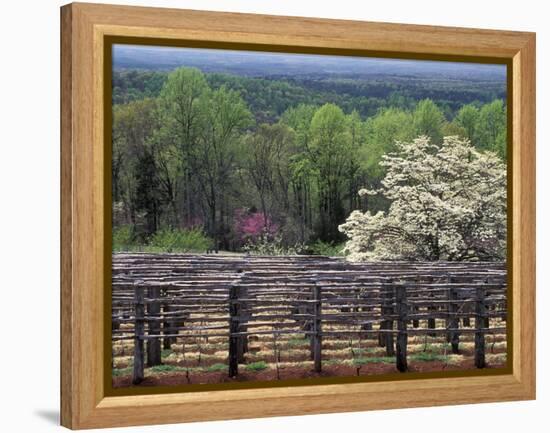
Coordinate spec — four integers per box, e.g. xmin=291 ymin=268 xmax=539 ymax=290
xmin=338 ymin=136 xmax=506 ymax=261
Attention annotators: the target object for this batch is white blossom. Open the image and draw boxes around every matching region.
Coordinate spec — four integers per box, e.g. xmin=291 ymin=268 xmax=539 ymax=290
xmin=339 ymin=136 xmax=506 ymax=261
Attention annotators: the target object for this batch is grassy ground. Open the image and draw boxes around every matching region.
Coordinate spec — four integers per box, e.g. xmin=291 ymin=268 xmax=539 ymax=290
xmin=112 ymin=317 xmax=507 ymax=386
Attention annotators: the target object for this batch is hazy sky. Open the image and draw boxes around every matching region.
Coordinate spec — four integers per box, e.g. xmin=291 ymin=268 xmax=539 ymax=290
xmin=113 ymin=44 xmax=507 ymax=79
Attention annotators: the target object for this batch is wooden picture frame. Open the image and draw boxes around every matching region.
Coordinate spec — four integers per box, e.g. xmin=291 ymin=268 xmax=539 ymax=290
xmin=60 ymin=2 xmax=536 ymax=429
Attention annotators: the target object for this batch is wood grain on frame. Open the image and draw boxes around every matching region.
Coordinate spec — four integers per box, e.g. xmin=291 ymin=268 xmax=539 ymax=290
xmin=60 ymin=2 xmax=535 ymax=429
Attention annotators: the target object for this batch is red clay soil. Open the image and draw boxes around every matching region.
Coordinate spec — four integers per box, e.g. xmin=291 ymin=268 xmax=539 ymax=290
xmin=112 ymin=359 xmax=507 ymax=388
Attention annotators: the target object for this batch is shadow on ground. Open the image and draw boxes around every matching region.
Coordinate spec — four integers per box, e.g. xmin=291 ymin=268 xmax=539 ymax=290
xmin=34 ymin=409 xmax=59 ymax=425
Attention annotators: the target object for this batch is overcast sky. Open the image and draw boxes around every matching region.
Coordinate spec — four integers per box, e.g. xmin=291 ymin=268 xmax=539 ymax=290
xmin=113 ymin=44 xmax=507 ymax=80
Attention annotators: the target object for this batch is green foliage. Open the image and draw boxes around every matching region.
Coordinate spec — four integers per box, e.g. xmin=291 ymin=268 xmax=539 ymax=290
xmin=112 ymin=97 xmax=162 ymax=238
xmin=363 ymin=107 xmax=415 ymax=179
xmin=161 ymin=349 xmax=173 ymax=358
xmin=112 ymin=64 xmax=507 ymax=255
xmin=207 ymin=73 xmax=312 ymax=123
xmin=454 ymin=104 xmax=479 ymax=142
xmin=112 ymin=70 xmax=167 ymax=104
xmin=206 ymin=363 xmax=227 ymax=372
xmin=310 ymin=103 xmax=347 ymax=144
xmin=309 ymin=240 xmax=346 ymax=257
xmin=280 ymin=104 xmax=317 ymax=143
xmin=113 ymin=69 xmax=506 ymax=120
xmin=149 ymin=364 xmax=187 ymax=373
xmin=349 ymin=347 xmax=367 ymax=356
xmin=413 ymin=99 xmax=446 ymax=144
xmin=309 ymin=104 xmax=356 ymax=241
xmin=241 ymin=123 xmax=297 ymax=244
xmin=475 ymin=99 xmax=507 ymax=158
xmin=422 ymin=343 xmax=452 ymax=354
xmin=353 ymin=357 xmax=394 ymax=365
xmin=287 ymin=337 xmax=310 ymax=347
xmin=452 ymin=100 xmax=507 ymax=159
xmin=245 ymin=361 xmax=269 ymax=371
xmin=161 ymin=67 xmax=208 ymax=110
xmin=410 ymin=352 xmax=449 ymax=362
xmin=112 ymin=225 xmax=135 ymax=251
xmin=149 ymin=228 xmax=213 ymax=253
xmin=112 ymin=367 xmax=133 ymax=377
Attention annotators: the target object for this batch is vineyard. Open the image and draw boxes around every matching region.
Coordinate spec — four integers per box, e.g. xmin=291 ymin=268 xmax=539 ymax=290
xmin=111 ymin=253 xmax=508 ymax=387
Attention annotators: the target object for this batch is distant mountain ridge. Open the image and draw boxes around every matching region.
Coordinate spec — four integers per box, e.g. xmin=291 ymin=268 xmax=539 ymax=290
xmin=113 ymin=44 xmax=506 ymax=81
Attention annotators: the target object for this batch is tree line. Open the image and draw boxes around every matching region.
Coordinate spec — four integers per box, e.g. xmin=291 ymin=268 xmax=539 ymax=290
xmin=112 ymin=67 xmax=506 ymax=253
xmin=113 ymin=69 xmax=506 ymax=122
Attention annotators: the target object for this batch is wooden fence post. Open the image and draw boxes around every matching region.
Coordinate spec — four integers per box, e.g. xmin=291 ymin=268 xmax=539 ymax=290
xmin=312 ymin=282 xmax=322 ymax=373
xmin=381 ymin=283 xmax=395 ymax=356
xmin=378 ymin=283 xmax=386 ymax=347
xmin=146 ymin=286 xmax=162 ymax=367
xmin=308 ymin=292 xmax=315 ymax=360
xmin=448 ymin=287 xmax=460 ymax=354
xmin=161 ymin=287 xmax=176 ymax=350
xmin=483 ymin=278 xmax=491 ymax=329
xmin=228 ymin=283 xmax=241 ymax=377
xmin=427 ymin=290 xmax=437 ymax=338
xmin=462 ymin=276 xmax=472 ymax=327
xmin=475 ymin=286 xmax=486 ymax=368
xmin=132 ymin=282 xmax=145 ymax=385
xmin=412 ymin=277 xmax=419 ymax=329
xmin=237 ymin=284 xmax=248 ymax=363
xmin=427 ymin=312 xmax=437 ymax=337
xmin=112 ymin=307 xmax=120 ymax=331
xmin=395 ymin=284 xmax=408 ymax=372
xmin=445 ymin=276 xmax=452 ymax=343
xmin=162 ymin=301 xmax=175 ymax=350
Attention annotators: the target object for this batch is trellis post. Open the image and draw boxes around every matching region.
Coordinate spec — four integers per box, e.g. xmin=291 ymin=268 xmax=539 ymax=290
xmin=411 ymin=277 xmax=420 ymax=329
xmin=395 ymin=284 xmax=408 ymax=372
xmin=162 ymin=288 xmax=176 ymax=350
xmin=146 ymin=286 xmax=162 ymax=367
xmin=132 ymin=282 xmax=145 ymax=385
xmin=228 ymin=283 xmax=241 ymax=377
xmin=427 ymin=278 xmax=437 ymax=338
xmin=381 ymin=282 xmax=395 ymax=356
xmin=312 ymin=281 xmax=322 ymax=372
xmin=237 ymin=282 xmax=249 ymax=363
xmin=475 ymin=286 xmax=486 ymax=368
xmin=448 ymin=286 xmax=460 ymax=354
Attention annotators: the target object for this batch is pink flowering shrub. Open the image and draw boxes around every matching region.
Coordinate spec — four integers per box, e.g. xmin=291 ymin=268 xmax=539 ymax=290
xmin=234 ymin=208 xmax=279 ymax=244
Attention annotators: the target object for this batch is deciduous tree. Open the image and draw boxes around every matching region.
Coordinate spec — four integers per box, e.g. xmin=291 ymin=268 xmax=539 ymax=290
xmin=339 ymin=136 xmax=506 ymax=261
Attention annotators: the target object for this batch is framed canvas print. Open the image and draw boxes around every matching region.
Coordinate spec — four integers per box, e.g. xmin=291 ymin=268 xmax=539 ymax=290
xmin=60 ymin=2 xmax=536 ymax=429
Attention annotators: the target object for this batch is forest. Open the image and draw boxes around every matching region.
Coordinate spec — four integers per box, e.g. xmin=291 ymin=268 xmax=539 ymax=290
xmin=112 ymin=66 xmax=507 ymax=260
